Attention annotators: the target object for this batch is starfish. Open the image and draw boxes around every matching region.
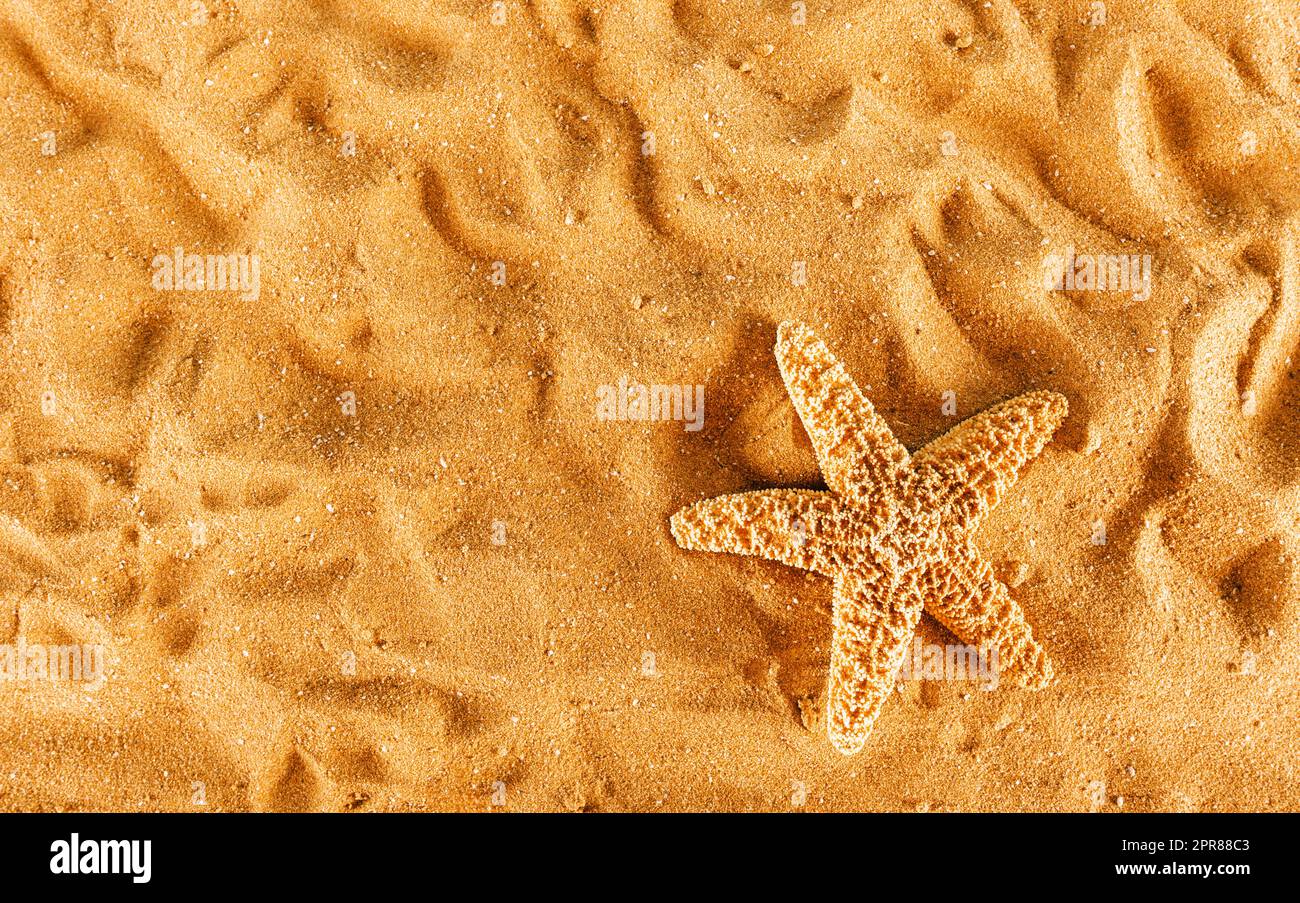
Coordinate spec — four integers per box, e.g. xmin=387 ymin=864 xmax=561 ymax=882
xmin=670 ymin=322 xmax=1067 ymax=755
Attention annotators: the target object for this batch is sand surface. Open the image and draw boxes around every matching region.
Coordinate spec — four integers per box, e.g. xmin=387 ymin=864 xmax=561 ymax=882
xmin=0 ymin=0 xmax=1297 ymax=811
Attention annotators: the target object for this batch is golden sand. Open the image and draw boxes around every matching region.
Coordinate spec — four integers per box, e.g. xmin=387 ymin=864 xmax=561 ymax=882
xmin=0 ymin=0 xmax=1297 ymax=811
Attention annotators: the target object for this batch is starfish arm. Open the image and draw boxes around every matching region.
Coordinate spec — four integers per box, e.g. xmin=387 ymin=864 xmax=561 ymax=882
xmin=910 ymin=390 xmax=1067 ymax=530
xmin=775 ymin=321 xmax=910 ymax=499
xmin=669 ymin=489 xmax=843 ymax=575
xmin=826 ymin=574 xmax=924 ymax=755
xmin=921 ymin=539 xmax=1054 ymax=690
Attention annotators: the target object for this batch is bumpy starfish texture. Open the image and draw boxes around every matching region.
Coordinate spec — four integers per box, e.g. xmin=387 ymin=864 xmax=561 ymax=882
xmin=671 ymin=322 xmax=1066 ymax=755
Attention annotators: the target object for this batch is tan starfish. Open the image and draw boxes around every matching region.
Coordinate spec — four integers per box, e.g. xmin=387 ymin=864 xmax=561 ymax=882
xmin=670 ymin=322 xmax=1066 ymax=755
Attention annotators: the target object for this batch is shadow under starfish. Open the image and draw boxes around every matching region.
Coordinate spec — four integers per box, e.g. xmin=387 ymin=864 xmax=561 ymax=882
xmin=670 ymin=321 xmax=1067 ymax=755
